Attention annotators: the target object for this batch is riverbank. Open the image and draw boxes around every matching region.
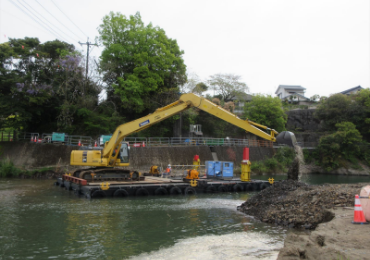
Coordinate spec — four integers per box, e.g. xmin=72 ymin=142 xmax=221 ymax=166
xmin=238 ymin=180 xmax=370 ymax=259
xmin=278 ymin=208 xmax=368 ymax=260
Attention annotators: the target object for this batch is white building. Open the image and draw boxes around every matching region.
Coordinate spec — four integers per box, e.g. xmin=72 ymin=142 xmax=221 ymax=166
xmin=275 ymin=85 xmax=310 ymax=103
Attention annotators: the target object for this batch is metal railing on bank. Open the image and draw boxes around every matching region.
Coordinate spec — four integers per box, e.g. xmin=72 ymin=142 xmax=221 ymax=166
xmin=1 ymin=131 xmax=317 ymax=148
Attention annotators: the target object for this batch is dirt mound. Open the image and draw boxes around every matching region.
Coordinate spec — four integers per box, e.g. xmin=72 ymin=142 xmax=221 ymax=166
xmin=238 ymin=180 xmax=363 ymax=229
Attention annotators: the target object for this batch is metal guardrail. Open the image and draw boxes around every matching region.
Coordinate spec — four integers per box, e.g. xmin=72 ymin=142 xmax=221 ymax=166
xmin=148 ymin=137 xmax=170 ymax=146
xmin=1 ymin=131 xmax=318 ymax=148
xmin=67 ymin=135 xmax=93 ymax=146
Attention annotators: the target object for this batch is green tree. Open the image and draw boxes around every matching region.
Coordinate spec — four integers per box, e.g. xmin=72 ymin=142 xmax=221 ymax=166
xmin=207 ymin=73 xmax=248 ymax=101
xmin=314 ymin=93 xmax=361 ymax=131
xmin=0 ymin=38 xmax=76 ymax=131
xmin=98 ymin=12 xmax=187 ymax=113
xmin=317 ymin=122 xmax=363 ymax=170
xmin=192 ymin=82 xmax=208 ymax=95
xmin=0 ymin=37 xmax=110 ymax=136
xmin=243 ymin=94 xmax=287 ymax=132
xmin=354 ymin=88 xmax=370 ymax=139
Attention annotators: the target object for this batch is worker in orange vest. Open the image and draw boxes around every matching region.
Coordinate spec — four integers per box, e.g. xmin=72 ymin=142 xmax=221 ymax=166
xmin=163 ymin=164 xmax=171 ymax=178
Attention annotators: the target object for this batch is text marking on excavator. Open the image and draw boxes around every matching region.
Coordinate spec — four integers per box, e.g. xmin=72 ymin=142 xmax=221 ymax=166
xmin=139 ymin=120 xmax=150 ymax=127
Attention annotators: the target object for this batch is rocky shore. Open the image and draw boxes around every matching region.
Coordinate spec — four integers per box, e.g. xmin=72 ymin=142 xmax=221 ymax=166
xmin=238 ymin=180 xmax=370 ymax=260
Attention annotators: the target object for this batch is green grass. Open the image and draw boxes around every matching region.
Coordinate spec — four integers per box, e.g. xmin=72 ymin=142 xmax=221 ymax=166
xmin=0 ymin=158 xmax=54 ymax=178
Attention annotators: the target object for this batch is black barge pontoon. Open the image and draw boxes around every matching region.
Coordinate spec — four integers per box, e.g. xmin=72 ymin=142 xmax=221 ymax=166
xmin=55 ymin=175 xmax=271 ymax=199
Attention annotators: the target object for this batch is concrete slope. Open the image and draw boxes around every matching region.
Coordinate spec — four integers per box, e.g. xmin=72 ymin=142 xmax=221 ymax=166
xmin=0 ymin=142 xmax=275 ymax=170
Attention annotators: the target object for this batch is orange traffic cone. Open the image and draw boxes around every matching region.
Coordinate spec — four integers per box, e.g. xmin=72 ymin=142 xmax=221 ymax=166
xmin=78 ymin=140 xmax=81 ymax=146
xmin=142 ymin=142 xmax=145 ymax=147
xmin=34 ymin=136 xmax=37 ymax=142
xmin=352 ymin=194 xmax=369 ymax=224
xmin=94 ymin=141 xmax=97 ymax=147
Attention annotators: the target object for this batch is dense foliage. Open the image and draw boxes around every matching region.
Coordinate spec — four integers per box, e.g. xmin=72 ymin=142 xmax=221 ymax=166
xmin=309 ymin=90 xmax=370 ymax=171
xmin=243 ymin=94 xmax=287 ymax=132
xmin=0 ymin=37 xmax=124 ymax=135
xmin=314 ymin=94 xmax=363 ymax=131
xmin=306 ymin=121 xmax=370 ymax=171
xmin=98 ymin=12 xmax=186 ymax=115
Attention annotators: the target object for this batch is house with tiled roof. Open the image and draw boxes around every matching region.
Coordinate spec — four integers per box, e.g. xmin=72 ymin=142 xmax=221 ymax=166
xmin=339 ymin=85 xmax=363 ymax=95
xmin=275 ymin=85 xmax=310 ymax=104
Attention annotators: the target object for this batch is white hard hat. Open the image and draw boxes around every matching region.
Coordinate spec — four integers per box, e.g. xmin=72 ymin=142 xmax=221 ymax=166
xmin=168 ymin=164 xmax=171 ymax=167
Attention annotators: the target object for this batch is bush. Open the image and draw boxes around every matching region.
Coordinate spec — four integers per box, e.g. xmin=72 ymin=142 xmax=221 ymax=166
xmin=0 ymin=158 xmax=22 ymax=177
xmin=303 ymin=149 xmax=315 ymax=164
xmin=316 ymin=122 xmax=364 ymax=170
xmin=251 ymin=161 xmax=268 ymax=174
xmin=251 ymin=147 xmax=295 ymax=174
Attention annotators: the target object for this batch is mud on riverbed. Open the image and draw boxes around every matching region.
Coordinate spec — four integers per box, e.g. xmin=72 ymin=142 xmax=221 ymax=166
xmin=238 ymin=180 xmax=364 ymax=229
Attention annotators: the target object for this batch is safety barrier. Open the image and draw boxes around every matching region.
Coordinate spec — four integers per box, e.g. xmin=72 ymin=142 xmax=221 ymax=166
xmin=1 ymin=131 xmax=318 ymax=148
xmin=123 ymin=137 xmax=148 ymax=147
xmin=67 ymin=135 xmax=93 ymax=147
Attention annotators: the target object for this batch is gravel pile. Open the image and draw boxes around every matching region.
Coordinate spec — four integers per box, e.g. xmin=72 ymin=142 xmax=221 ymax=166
xmin=238 ymin=180 xmax=364 ymax=229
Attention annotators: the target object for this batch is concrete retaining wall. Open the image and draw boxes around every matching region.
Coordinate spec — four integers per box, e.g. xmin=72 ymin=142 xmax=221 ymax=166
xmin=0 ymin=142 xmax=275 ymax=170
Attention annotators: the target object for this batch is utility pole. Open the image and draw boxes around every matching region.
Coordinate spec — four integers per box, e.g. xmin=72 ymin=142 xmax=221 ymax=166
xmin=79 ymin=38 xmax=98 ymax=80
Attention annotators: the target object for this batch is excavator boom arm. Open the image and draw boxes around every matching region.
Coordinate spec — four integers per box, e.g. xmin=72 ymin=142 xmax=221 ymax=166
xmin=102 ymin=102 xmax=189 ymax=158
xmin=179 ymin=94 xmax=277 ymax=142
xmin=101 ymin=93 xmax=295 ymax=166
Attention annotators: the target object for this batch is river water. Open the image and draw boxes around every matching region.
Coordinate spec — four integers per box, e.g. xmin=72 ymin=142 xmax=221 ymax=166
xmin=0 ymin=174 xmax=369 ymax=260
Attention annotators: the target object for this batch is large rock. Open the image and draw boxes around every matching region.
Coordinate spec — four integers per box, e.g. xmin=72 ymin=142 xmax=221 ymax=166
xmin=286 ymin=109 xmax=322 ymax=132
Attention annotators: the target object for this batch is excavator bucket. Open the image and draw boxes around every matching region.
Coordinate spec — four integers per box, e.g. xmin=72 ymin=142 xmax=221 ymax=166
xmin=276 ymin=131 xmax=298 ymax=147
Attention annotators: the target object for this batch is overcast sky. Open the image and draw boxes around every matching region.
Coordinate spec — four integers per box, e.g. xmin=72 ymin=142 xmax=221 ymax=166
xmin=0 ymin=0 xmax=369 ymax=98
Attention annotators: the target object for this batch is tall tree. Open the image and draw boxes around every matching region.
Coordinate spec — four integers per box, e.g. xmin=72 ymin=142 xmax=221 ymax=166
xmin=98 ymin=12 xmax=187 ymax=114
xmin=0 ymin=38 xmax=76 ymax=131
xmin=243 ymin=94 xmax=287 ymax=132
xmin=208 ymin=73 xmax=248 ymax=101
xmin=0 ymin=37 xmax=105 ymax=134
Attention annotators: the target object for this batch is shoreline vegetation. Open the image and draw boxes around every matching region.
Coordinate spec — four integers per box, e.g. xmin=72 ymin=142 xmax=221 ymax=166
xmin=0 ymin=157 xmax=62 ymax=178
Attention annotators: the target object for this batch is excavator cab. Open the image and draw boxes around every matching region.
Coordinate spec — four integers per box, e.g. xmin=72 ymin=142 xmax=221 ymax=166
xmin=276 ymin=131 xmax=298 ymax=147
xmin=119 ymin=142 xmax=130 ymax=163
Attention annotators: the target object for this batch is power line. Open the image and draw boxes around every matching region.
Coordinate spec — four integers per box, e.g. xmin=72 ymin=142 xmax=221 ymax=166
xmin=8 ymin=0 xmax=67 ymax=42
xmin=51 ymin=0 xmax=88 ymax=38
xmin=34 ymin=0 xmax=82 ymax=42
xmin=18 ymin=0 xmax=77 ymax=43
xmin=1 ymin=9 xmax=52 ymax=36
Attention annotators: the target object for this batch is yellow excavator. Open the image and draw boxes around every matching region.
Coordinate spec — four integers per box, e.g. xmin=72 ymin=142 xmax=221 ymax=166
xmin=69 ymin=93 xmax=297 ymax=180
